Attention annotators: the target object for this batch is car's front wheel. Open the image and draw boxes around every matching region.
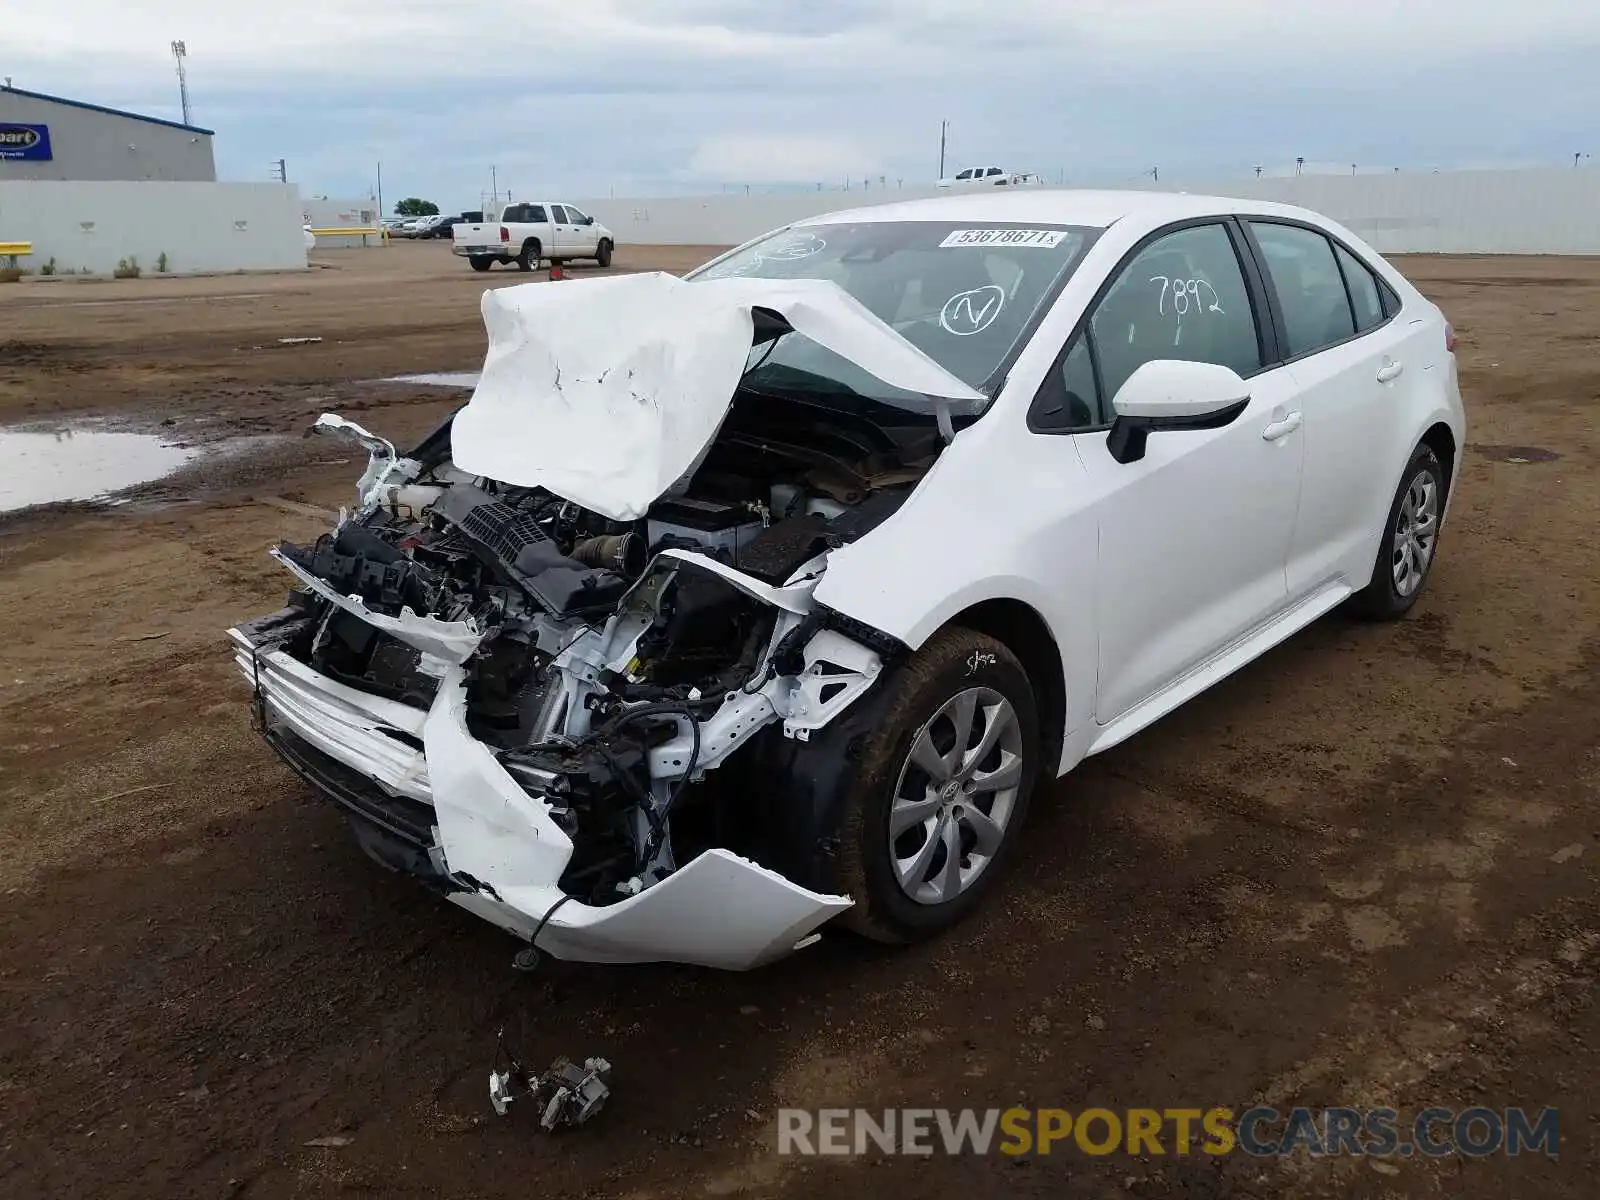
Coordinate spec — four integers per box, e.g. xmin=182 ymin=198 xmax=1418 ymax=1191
xmin=1351 ymin=443 xmax=1446 ymax=619
xmin=596 ymin=239 xmax=613 ymax=267
xmin=834 ymin=627 xmax=1040 ymax=944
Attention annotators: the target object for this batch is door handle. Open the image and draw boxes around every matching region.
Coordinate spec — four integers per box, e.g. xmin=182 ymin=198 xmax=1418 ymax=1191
xmin=1376 ymin=360 xmax=1405 ymax=383
xmin=1262 ymin=412 xmax=1302 ymax=442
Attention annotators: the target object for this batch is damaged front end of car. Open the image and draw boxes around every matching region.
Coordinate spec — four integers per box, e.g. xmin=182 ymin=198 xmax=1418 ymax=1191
xmin=229 ymin=272 xmax=980 ymax=969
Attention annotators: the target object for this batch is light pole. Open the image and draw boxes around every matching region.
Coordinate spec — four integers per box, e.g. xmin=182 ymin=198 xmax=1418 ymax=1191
xmin=171 ymin=41 xmax=191 ymax=126
xmin=938 ymin=119 xmax=948 ymax=180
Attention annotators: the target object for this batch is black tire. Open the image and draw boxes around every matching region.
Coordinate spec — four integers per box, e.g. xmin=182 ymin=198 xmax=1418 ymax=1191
xmin=468 ymin=256 xmax=493 ymax=272
xmin=516 ymin=240 xmax=540 ymax=271
xmin=834 ymin=627 xmax=1041 ymax=944
xmin=1350 ymin=443 xmax=1446 ymax=620
xmin=596 ymin=239 xmax=613 ymax=268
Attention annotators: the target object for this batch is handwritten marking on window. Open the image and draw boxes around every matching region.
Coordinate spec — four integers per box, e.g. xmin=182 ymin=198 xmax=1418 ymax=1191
xmin=940 ymin=284 xmax=1007 ymax=336
xmin=1150 ymin=276 xmax=1224 ymax=345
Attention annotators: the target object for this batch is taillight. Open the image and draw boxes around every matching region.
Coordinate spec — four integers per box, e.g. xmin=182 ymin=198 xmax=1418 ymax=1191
xmin=500 ymin=226 xmax=510 ymax=243
xmin=1444 ymin=320 xmax=1457 ymax=352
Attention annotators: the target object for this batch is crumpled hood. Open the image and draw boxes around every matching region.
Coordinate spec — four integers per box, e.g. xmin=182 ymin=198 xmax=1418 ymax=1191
xmin=449 ymin=271 xmax=984 ymax=521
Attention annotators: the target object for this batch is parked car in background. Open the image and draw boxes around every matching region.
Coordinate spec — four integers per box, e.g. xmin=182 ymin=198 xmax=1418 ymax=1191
xmin=232 ymin=189 xmax=1462 ymax=970
xmin=423 ymin=215 xmax=467 ymax=239
xmin=451 ymin=201 xmax=617 ymax=271
xmin=938 ymin=167 xmax=1042 ymax=188
xmin=388 ymin=218 xmax=426 ymax=239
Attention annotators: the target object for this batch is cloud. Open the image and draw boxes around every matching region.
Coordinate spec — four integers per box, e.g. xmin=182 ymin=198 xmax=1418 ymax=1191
xmin=3 ymin=0 xmax=1596 ymax=209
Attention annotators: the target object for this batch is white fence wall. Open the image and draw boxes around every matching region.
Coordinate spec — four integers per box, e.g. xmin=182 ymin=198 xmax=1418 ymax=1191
xmin=0 ymin=181 xmax=307 ymax=275
xmin=570 ymin=169 xmax=1600 ymax=255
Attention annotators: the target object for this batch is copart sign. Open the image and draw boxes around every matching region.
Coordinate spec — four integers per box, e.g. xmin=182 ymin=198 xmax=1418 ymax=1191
xmin=0 ymin=124 xmax=52 ymax=161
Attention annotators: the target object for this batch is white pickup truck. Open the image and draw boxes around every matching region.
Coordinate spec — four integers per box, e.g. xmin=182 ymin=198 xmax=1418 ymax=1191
xmin=451 ymin=202 xmax=617 ymax=272
xmin=936 ymin=166 xmax=1042 ymax=188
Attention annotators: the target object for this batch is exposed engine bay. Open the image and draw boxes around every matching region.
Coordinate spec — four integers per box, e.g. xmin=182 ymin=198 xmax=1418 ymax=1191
xmin=255 ymin=388 xmax=930 ymax=908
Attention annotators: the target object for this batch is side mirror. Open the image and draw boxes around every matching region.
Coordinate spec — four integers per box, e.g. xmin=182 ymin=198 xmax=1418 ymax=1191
xmin=1106 ymin=360 xmax=1250 ymax=464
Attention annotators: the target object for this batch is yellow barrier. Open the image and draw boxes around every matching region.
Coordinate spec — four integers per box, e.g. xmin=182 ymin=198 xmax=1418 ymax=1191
xmin=0 ymin=241 xmax=33 ymax=260
xmin=307 ymin=226 xmax=384 ymax=246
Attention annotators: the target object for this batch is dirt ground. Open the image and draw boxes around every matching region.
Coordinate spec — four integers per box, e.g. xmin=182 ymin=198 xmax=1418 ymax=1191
xmin=0 ymin=242 xmax=1596 ymax=1200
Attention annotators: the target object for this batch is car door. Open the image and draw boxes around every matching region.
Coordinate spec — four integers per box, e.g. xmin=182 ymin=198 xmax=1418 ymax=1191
xmin=1030 ymin=219 xmax=1307 ymax=724
xmin=544 ymin=204 xmax=570 ymax=257
xmin=562 ymin=205 xmax=599 ymax=254
xmin=1243 ymin=220 xmax=1415 ymax=596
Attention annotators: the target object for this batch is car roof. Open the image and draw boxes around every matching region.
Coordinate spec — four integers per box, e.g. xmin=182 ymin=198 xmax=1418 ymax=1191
xmin=792 ymin=188 xmax=1328 ymax=233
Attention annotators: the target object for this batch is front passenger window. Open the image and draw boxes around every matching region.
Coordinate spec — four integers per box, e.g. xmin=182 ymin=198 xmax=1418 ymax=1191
xmin=1089 ymin=223 xmax=1263 ymax=402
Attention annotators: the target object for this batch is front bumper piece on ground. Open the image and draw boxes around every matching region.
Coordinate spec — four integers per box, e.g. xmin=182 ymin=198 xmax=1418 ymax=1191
xmin=228 ymin=619 xmax=853 ymax=970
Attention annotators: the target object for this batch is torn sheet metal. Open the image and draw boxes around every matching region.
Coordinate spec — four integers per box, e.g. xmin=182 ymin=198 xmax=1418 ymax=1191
xmin=308 ymin=413 xmax=421 ymax=511
xmin=271 ymin=547 xmax=485 ymax=664
xmin=449 ymin=271 xmax=984 ymax=522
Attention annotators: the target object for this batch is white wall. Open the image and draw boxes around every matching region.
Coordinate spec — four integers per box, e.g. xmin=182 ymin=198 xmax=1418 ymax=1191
xmin=0 ymin=181 xmax=306 ymax=275
xmin=302 ymin=196 xmax=383 ymax=249
xmin=569 ymin=169 xmax=1600 ymax=255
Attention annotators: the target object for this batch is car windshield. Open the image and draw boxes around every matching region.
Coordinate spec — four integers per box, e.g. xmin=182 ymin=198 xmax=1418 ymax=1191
xmin=684 ymin=220 xmax=1096 ymax=417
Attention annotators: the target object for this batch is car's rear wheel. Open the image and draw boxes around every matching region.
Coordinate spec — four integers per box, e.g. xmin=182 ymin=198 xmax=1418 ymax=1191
xmin=516 ymin=240 xmax=540 ymax=271
xmin=1351 ymin=443 xmax=1446 ymax=619
xmin=834 ymin=627 xmax=1040 ymax=944
xmin=596 ymin=239 xmax=613 ymax=267
xmin=468 ymin=255 xmax=493 ymax=272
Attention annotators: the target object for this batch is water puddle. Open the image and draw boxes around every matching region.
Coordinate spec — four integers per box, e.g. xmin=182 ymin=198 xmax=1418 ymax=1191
xmin=0 ymin=428 xmax=198 ymax=513
xmin=381 ymin=372 xmax=480 ymax=388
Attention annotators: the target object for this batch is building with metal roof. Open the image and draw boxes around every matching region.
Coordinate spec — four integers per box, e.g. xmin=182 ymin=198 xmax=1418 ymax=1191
xmin=0 ymin=85 xmax=216 ymax=182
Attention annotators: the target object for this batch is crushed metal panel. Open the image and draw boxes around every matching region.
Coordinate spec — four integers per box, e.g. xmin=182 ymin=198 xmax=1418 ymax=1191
xmin=272 ymin=548 xmax=485 ymax=664
xmin=421 ymin=671 xmax=576 ymax=890
xmin=449 ymin=271 xmax=983 ymax=522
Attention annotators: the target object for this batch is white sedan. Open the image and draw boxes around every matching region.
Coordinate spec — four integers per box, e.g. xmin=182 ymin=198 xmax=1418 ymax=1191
xmin=230 ymin=190 xmax=1462 ymax=969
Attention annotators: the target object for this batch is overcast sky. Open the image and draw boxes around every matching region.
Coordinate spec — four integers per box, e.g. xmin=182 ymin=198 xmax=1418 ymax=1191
xmin=7 ymin=0 xmax=1598 ymax=211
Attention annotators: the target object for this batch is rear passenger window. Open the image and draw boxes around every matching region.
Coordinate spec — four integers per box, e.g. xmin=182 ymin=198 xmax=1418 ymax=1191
xmin=1249 ymin=222 xmax=1355 ymax=357
xmin=1088 ymin=223 xmax=1263 ymax=401
xmin=1334 ymin=243 xmax=1384 ymax=331
xmin=550 ymin=205 xmax=570 ymax=223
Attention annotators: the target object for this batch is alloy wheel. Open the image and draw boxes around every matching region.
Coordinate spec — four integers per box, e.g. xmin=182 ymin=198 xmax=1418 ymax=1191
xmin=888 ymin=687 xmax=1025 ymax=905
xmin=1391 ymin=469 xmax=1439 ymax=597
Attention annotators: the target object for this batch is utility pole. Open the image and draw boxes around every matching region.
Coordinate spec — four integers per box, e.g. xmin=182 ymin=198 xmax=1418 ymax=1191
xmin=376 ymin=161 xmax=384 ymax=221
xmin=171 ymin=41 xmax=191 ymax=126
xmin=271 ymin=158 xmax=286 ymax=183
xmin=938 ymin=119 xmax=947 ymax=180
xmin=1295 ymin=156 xmax=1305 ymax=176
xmin=491 ymin=165 xmax=499 ymax=203
xmin=1255 ymin=165 xmax=1263 ymax=178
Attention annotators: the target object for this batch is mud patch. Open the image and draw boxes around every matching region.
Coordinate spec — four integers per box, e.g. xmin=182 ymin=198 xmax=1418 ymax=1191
xmin=1471 ymin=443 xmax=1562 ymax=463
